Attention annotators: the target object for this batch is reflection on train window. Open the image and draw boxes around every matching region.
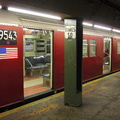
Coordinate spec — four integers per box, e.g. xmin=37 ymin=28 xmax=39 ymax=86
xmin=90 ymin=40 xmax=96 ymax=57
xmin=117 ymin=42 xmax=120 ymax=54
xmin=83 ymin=39 xmax=88 ymax=57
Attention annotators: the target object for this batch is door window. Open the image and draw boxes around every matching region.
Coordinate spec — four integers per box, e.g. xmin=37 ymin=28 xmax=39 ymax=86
xmin=90 ymin=40 xmax=96 ymax=57
xmin=83 ymin=39 xmax=88 ymax=57
xmin=117 ymin=42 xmax=120 ymax=54
xmin=103 ymin=37 xmax=111 ymax=74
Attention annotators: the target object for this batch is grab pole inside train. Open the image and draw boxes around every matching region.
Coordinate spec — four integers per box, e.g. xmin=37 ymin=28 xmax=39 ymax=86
xmin=64 ymin=18 xmax=83 ymax=106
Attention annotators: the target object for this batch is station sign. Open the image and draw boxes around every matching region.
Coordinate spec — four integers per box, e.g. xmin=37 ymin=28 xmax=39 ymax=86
xmin=65 ymin=19 xmax=76 ymax=40
xmin=0 ymin=30 xmax=17 ymax=45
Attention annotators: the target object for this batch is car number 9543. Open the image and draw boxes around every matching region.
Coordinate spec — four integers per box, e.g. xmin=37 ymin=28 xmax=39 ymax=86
xmin=0 ymin=30 xmax=17 ymax=41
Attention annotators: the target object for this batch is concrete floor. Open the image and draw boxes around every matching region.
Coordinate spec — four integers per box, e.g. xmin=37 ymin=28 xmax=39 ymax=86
xmin=0 ymin=72 xmax=120 ymax=120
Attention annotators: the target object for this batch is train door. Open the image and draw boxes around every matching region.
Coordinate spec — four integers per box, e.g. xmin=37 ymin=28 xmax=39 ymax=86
xmin=23 ymin=28 xmax=53 ymax=97
xmin=103 ymin=37 xmax=112 ymax=74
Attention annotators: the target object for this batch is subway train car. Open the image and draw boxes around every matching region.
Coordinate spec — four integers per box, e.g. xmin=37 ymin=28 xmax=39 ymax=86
xmin=1 ymin=6 xmax=120 ymax=109
xmin=82 ymin=27 xmax=120 ymax=82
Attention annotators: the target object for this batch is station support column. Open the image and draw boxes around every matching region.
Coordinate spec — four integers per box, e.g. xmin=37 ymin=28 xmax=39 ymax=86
xmin=64 ymin=18 xmax=83 ymax=106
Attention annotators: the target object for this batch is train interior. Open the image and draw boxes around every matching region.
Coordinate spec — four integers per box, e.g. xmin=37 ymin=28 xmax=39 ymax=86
xmin=23 ymin=29 xmax=53 ymax=97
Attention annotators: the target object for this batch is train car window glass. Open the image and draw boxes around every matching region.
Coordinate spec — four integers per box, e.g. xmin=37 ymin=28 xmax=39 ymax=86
xmin=83 ymin=39 xmax=88 ymax=57
xmin=117 ymin=42 xmax=120 ymax=54
xmin=90 ymin=40 xmax=96 ymax=57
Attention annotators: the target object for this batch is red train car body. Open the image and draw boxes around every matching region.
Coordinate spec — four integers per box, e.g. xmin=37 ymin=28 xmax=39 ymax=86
xmin=53 ymin=31 xmax=64 ymax=90
xmin=1 ymin=26 xmax=120 ymax=109
xmin=82 ymin=34 xmax=103 ymax=81
xmin=112 ymin=38 xmax=120 ymax=71
xmin=0 ymin=25 xmax=23 ymax=107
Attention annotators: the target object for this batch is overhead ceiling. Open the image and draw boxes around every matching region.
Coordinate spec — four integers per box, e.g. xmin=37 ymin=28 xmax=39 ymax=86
xmin=0 ymin=0 xmax=120 ymax=28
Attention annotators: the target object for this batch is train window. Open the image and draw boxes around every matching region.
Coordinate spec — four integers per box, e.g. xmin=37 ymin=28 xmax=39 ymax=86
xmin=117 ymin=42 xmax=120 ymax=54
xmin=83 ymin=39 xmax=88 ymax=57
xmin=90 ymin=40 xmax=96 ymax=57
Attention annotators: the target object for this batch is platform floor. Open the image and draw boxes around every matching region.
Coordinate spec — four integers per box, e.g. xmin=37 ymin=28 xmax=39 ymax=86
xmin=0 ymin=72 xmax=120 ymax=120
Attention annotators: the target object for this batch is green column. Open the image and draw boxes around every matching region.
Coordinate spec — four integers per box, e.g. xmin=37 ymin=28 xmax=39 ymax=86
xmin=64 ymin=18 xmax=83 ymax=106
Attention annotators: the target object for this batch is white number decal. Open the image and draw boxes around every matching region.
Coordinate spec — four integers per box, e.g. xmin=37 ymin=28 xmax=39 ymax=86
xmin=0 ymin=30 xmax=3 ymax=40
xmin=0 ymin=30 xmax=17 ymax=42
xmin=4 ymin=30 xmax=9 ymax=40
xmin=13 ymin=31 xmax=17 ymax=40
xmin=9 ymin=31 xmax=13 ymax=40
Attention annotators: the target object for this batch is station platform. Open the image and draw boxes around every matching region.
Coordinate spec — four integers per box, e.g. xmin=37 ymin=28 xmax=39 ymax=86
xmin=0 ymin=72 xmax=120 ymax=120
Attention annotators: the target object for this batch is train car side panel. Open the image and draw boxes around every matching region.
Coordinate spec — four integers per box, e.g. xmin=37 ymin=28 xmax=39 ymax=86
xmin=82 ymin=34 xmax=103 ymax=81
xmin=53 ymin=31 xmax=64 ymax=90
xmin=0 ymin=25 xmax=23 ymax=107
xmin=112 ymin=38 xmax=120 ymax=71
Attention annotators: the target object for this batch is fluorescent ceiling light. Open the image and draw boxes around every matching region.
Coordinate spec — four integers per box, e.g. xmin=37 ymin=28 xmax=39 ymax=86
xmin=83 ymin=22 xmax=93 ymax=26
xmin=112 ymin=29 xmax=120 ymax=33
xmin=23 ymin=28 xmax=35 ymax=31
xmin=57 ymin=29 xmax=65 ymax=32
xmin=20 ymin=18 xmax=64 ymax=26
xmin=8 ymin=7 xmax=62 ymax=20
xmin=23 ymin=28 xmax=28 ymax=30
xmin=94 ymin=25 xmax=112 ymax=31
xmin=0 ymin=5 xmax=2 ymax=9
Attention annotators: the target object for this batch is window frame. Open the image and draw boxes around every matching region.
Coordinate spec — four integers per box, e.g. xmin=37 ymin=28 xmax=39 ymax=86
xmin=83 ymin=39 xmax=88 ymax=57
xmin=89 ymin=39 xmax=97 ymax=57
xmin=117 ymin=41 xmax=120 ymax=54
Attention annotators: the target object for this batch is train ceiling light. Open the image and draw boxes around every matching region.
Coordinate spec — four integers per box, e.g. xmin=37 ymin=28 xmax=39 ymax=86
xmin=8 ymin=7 xmax=62 ymax=20
xmin=112 ymin=29 xmax=120 ymax=33
xmin=83 ymin=22 xmax=93 ymax=26
xmin=94 ymin=25 xmax=112 ymax=31
xmin=0 ymin=5 xmax=2 ymax=9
